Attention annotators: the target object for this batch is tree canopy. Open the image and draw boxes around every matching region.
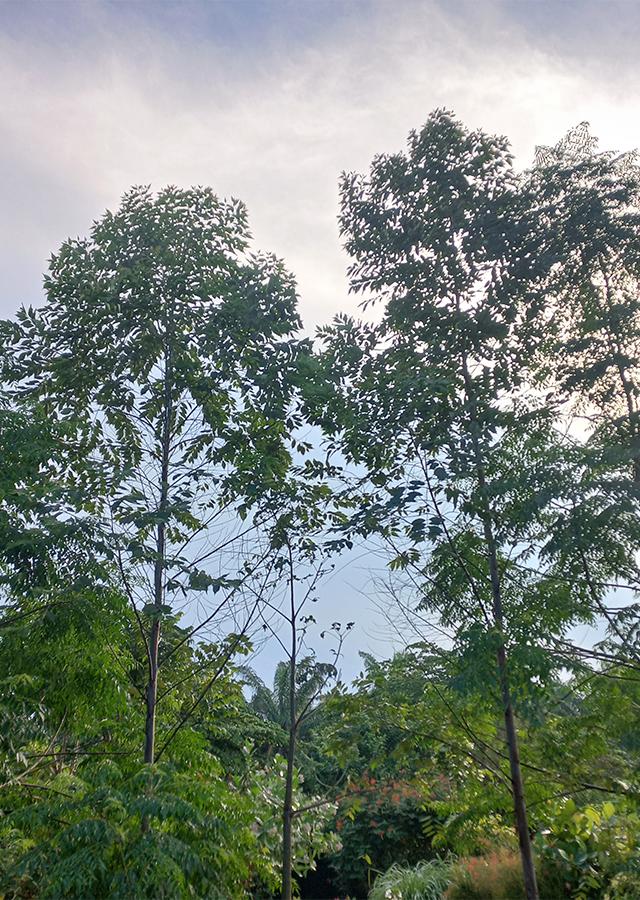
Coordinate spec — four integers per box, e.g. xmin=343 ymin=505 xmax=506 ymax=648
xmin=2 ymin=119 xmax=640 ymax=900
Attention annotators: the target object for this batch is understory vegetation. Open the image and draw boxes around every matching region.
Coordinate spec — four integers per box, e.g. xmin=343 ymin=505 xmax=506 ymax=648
xmin=2 ymin=113 xmax=640 ymax=900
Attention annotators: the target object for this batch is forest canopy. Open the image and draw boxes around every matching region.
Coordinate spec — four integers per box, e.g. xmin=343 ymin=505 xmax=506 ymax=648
xmin=1 ymin=112 xmax=640 ymax=900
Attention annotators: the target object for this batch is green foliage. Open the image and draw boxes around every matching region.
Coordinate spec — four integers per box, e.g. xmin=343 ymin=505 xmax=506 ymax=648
xmin=526 ymin=124 xmax=640 ymax=663
xmin=328 ymin=772 xmax=438 ymax=896
xmin=8 ymin=185 xmax=303 ymax=445
xmin=5 ymin=116 xmax=640 ymax=900
xmin=0 ymin=574 xmax=283 ymax=898
xmin=0 ymin=399 xmax=105 ymax=600
xmin=0 ymin=755 xmax=272 ymax=900
xmin=1 ymin=184 xmax=309 ymax=766
xmin=445 ymin=801 xmax=640 ymax=900
xmin=535 ymin=800 xmax=640 ymax=900
xmin=445 ymin=849 xmax=569 ymax=900
xmin=515 ymin=667 xmax=640 ymax=810
xmin=529 ymin=123 xmax=640 ymax=440
xmin=370 ymin=859 xmax=453 ymax=900
xmin=0 ymin=573 xmax=249 ymax=778
xmin=0 ymin=625 xmax=339 ymax=900
xmin=308 ymin=112 xmax=640 ymax=899
xmin=0 ymin=588 xmax=131 ymax=733
xmin=0 ymin=581 xmax=139 ymax=800
xmin=243 ymin=657 xmax=338 ymax=769
xmin=325 ymin=651 xmax=522 ymax=851
xmin=321 ymin=647 xmax=640 ymax=897
xmin=249 ymin=753 xmax=342 ymax=883
xmin=320 ymin=109 xmax=598 ymax=710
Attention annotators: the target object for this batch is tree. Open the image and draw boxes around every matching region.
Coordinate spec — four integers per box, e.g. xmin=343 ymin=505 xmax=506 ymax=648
xmin=243 ymin=473 xmax=351 ymax=900
xmin=0 ymin=388 xmax=107 ymax=604
xmin=526 ymin=125 xmax=640 ymax=668
xmin=2 ymin=185 xmax=306 ymax=771
xmin=243 ymin=655 xmax=343 ymax=898
xmin=0 ymin=531 xmax=307 ymax=898
xmin=308 ymin=110 xmax=600 ymax=899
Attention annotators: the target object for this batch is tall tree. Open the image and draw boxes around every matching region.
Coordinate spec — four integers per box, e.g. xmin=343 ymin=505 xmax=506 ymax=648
xmin=527 ymin=125 xmax=640 ymax=667
xmin=2 ymin=185 xmax=306 ymax=769
xmin=310 ymin=110 xmax=596 ymax=900
xmin=244 ymin=472 xmax=350 ymax=900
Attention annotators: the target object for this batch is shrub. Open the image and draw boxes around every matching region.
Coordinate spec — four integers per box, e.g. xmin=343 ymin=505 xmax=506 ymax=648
xmin=444 ymin=847 xmax=570 ymax=900
xmin=370 ymin=859 xmax=453 ymax=900
xmin=0 ymin=756 xmax=275 ymax=900
xmin=326 ymin=772 xmax=439 ymax=896
xmin=534 ymin=799 xmax=640 ymax=900
xmin=604 ymin=867 xmax=640 ymax=900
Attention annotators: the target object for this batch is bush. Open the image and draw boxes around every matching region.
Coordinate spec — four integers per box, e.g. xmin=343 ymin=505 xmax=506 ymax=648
xmin=0 ymin=756 xmax=275 ymax=900
xmin=327 ymin=773 xmax=439 ymax=896
xmin=604 ymin=867 xmax=640 ymax=900
xmin=370 ymin=859 xmax=453 ymax=900
xmin=444 ymin=847 xmax=570 ymax=900
xmin=535 ymin=799 xmax=640 ymax=900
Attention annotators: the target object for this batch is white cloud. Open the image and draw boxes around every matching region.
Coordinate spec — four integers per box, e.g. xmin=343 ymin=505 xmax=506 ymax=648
xmin=1 ymin=1 xmax=639 ymax=328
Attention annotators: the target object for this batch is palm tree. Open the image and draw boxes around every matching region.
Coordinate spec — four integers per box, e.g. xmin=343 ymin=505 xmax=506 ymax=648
xmin=242 ymin=656 xmax=336 ymax=758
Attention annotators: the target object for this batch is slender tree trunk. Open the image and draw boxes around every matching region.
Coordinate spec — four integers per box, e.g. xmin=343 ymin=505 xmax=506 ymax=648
xmin=463 ymin=358 xmax=539 ymax=900
xmin=479 ymin=485 xmax=539 ymax=900
xmin=144 ymin=488 xmax=169 ymax=765
xmin=144 ymin=435 xmax=171 ymax=763
xmin=142 ymin=343 xmax=173 ymax=833
xmin=144 ymin=614 xmax=161 ymax=765
xmin=499 ymin=649 xmax=538 ymax=898
xmin=282 ymin=719 xmax=296 ymax=900
xmin=485 ymin=535 xmax=538 ymax=898
xmin=282 ymin=542 xmax=297 ymax=900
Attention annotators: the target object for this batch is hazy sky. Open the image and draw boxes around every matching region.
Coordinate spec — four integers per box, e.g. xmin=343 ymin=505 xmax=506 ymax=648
xmin=1 ymin=0 xmax=638 ymax=679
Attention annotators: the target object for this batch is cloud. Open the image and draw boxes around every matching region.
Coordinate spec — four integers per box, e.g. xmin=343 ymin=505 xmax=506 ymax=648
xmin=1 ymin=1 xmax=639 ymax=328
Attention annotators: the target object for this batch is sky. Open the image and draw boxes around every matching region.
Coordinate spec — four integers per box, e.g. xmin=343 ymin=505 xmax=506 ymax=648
xmin=1 ymin=0 xmax=639 ymax=682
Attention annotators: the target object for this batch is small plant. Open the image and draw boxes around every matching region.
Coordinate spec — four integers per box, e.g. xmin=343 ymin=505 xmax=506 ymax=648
xmin=444 ymin=846 xmax=569 ymax=900
xmin=535 ymin=799 xmax=640 ymax=900
xmin=370 ymin=859 xmax=453 ymax=900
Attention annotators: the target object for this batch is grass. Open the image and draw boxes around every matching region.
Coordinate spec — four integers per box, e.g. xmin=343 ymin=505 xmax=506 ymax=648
xmin=369 ymin=859 xmax=453 ymax=900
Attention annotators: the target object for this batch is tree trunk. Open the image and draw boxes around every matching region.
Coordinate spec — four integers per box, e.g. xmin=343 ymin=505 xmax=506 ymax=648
xmin=498 ymin=649 xmax=539 ymax=900
xmin=282 ymin=541 xmax=297 ymax=900
xmin=142 ymin=342 xmax=173 ymax=833
xmin=144 ymin=615 xmax=161 ymax=766
xmin=141 ymin=495 xmax=167 ymax=835
xmin=463 ymin=357 xmax=539 ymax=900
xmin=282 ymin=723 xmax=296 ymax=900
xmin=482 ymin=487 xmax=539 ymax=900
